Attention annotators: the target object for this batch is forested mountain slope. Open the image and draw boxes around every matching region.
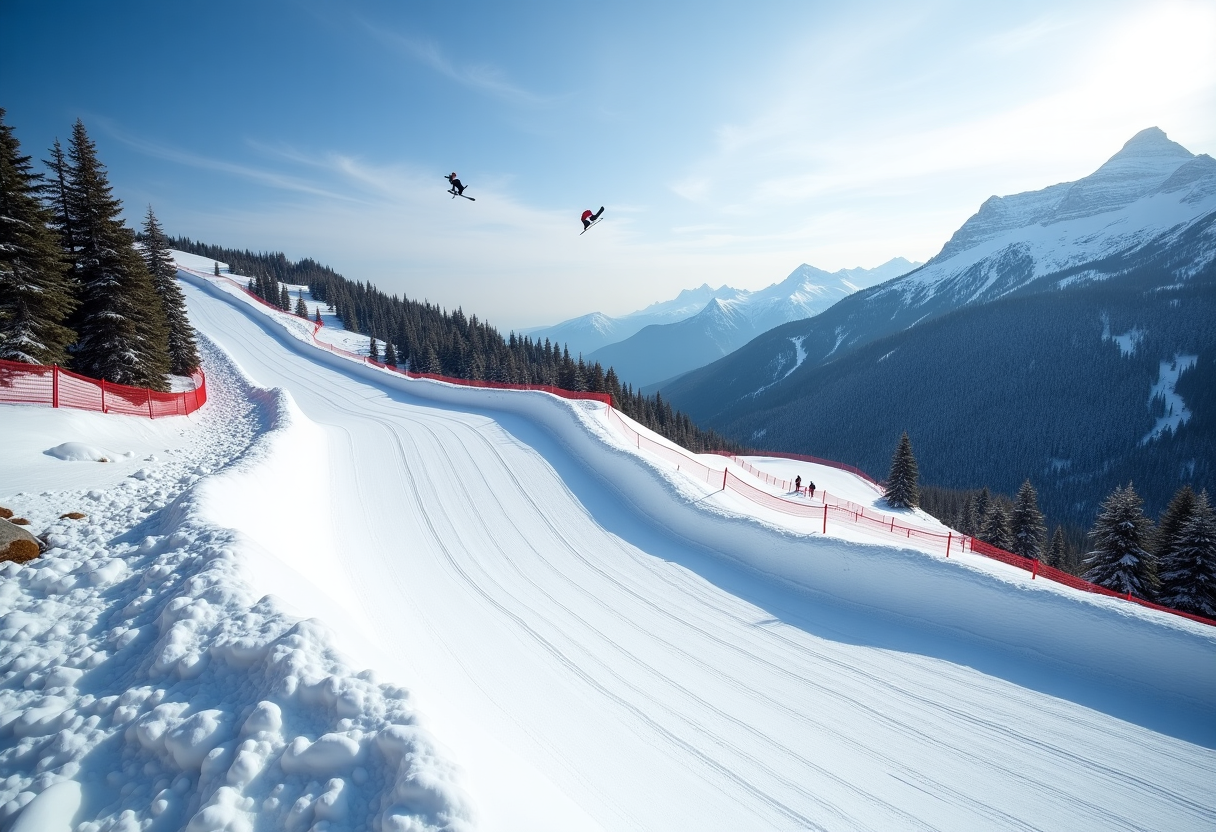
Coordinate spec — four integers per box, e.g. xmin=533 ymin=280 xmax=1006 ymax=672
xmin=691 ymin=236 xmax=1216 ymax=527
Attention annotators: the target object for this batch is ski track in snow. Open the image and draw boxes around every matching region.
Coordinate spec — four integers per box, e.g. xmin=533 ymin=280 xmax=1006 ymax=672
xmin=178 ymin=275 xmax=1214 ymax=831
xmin=1 ymin=268 xmax=1214 ymax=831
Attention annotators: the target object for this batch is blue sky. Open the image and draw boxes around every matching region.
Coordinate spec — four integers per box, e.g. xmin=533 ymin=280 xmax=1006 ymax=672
xmin=3 ymin=0 xmax=1214 ymax=329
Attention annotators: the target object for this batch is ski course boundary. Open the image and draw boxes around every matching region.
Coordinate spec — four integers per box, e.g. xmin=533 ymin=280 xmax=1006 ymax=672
xmin=0 ymin=358 xmax=205 ymax=418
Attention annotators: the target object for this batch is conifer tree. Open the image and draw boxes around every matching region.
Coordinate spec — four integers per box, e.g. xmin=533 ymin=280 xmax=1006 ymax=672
xmin=972 ymin=488 xmax=991 ymax=535
xmin=980 ymin=503 xmax=1013 ymax=550
xmin=1154 ymin=485 xmax=1198 ymax=567
xmin=64 ymin=121 xmax=170 ymax=389
xmin=41 ymin=139 xmax=75 ymax=258
xmin=1157 ymin=491 xmax=1216 ymax=618
xmin=1010 ymin=479 xmax=1046 ymax=560
xmin=1047 ymin=526 xmax=1066 ymax=569
xmin=1083 ymin=483 xmax=1157 ymax=598
xmin=140 ymin=206 xmax=199 ymax=375
xmin=883 ymin=431 xmax=919 ymax=508
xmin=0 ymin=109 xmax=76 ymax=364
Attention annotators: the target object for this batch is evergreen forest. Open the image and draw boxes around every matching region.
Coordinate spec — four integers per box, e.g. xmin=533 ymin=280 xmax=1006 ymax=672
xmin=0 ymin=111 xmax=197 ymax=390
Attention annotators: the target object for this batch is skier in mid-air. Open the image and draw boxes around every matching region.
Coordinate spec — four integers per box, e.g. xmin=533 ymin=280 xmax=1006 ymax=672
xmin=445 ymin=172 xmax=473 ymax=199
xmin=581 ymin=206 xmax=605 ymax=232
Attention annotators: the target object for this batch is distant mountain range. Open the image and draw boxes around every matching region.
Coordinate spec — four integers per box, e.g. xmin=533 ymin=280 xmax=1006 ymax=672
xmin=661 ymin=127 xmax=1216 ymax=526
xmin=524 ymin=260 xmax=917 ymax=372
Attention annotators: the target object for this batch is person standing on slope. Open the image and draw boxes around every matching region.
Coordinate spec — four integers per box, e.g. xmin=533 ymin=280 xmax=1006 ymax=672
xmin=447 ymin=172 xmax=467 ymax=196
xmin=581 ymin=206 xmax=605 ymax=231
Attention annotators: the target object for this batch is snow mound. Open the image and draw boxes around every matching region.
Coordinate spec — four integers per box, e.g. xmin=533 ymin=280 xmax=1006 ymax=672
xmin=0 ymin=339 xmax=473 ymax=832
xmin=44 ymin=442 xmax=135 ymax=463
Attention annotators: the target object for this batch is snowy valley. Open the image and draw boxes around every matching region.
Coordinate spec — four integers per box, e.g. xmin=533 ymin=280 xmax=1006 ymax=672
xmin=1 ymin=259 xmax=1213 ymax=831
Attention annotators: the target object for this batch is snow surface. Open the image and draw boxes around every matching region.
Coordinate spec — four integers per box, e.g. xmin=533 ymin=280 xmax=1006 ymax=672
xmin=183 ymin=267 xmax=1214 ymax=829
xmin=0 ymin=340 xmax=471 ymax=831
xmin=2 ymin=261 xmax=1214 ymax=831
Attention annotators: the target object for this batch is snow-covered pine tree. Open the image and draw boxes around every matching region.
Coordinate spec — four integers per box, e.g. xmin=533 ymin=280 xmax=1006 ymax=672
xmin=383 ymin=338 xmax=397 ymax=367
xmin=1083 ymin=482 xmax=1158 ymax=598
xmin=0 ymin=109 xmax=76 ymax=365
xmin=1047 ymin=526 xmax=1066 ymax=569
xmin=140 ymin=207 xmax=199 ymax=375
xmin=1156 ymin=491 xmax=1216 ymax=617
xmin=1154 ymin=485 xmax=1197 ymax=566
xmin=1010 ymin=479 xmax=1046 ymax=560
xmin=883 ymin=431 xmax=919 ymax=509
xmin=980 ymin=503 xmax=1013 ymax=550
xmin=65 ymin=121 xmax=170 ymax=389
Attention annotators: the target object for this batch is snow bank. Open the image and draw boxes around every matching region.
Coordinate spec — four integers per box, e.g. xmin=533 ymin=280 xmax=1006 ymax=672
xmin=180 ymin=268 xmax=1216 ymax=717
xmin=44 ymin=442 xmax=135 ymax=463
xmin=0 ymin=339 xmax=473 ymax=831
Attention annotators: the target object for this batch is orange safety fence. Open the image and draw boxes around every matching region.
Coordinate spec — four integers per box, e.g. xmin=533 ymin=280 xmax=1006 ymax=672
xmin=0 ymin=359 xmax=206 ymax=418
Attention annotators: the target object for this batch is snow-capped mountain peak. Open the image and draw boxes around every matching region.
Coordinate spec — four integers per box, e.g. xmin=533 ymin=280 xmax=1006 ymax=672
xmin=934 ymin=127 xmax=1200 ymax=263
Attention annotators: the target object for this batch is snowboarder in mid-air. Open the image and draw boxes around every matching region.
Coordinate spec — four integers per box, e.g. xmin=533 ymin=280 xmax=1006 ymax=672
xmin=581 ymin=206 xmax=605 ymax=233
xmin=445 ymin=173 xmax=474 ymax=200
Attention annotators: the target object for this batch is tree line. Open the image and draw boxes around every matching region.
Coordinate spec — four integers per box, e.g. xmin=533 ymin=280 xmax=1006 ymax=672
xmin=886 ymin=433 xmax=1216 ymax=619
xmin=0 ymin=111 xmax=198 ymax=390
xmin=166 ymin=238 xmax=742 ymax=454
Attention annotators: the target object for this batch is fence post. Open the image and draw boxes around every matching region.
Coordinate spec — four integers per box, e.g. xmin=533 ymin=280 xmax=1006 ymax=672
xmin=823 ymin=504 xmax=828 ymax=534
xmin=946 ymin=532 xmax=952 ymax=558
xmin=100 ymin=378 xmax=106 ymax=413
xmin=53 ymin=364 xmax=59 ymax=408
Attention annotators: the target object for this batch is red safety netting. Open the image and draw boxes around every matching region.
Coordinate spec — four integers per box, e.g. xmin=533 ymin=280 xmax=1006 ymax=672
xmin=0 ymin=359 xmax=206 ymax=418
xmin=183 ymin=268 xmax=1216 ymax=629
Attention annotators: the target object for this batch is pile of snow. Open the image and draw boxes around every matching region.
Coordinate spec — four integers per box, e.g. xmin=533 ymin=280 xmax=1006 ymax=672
xmin=44 ymin=442 xmax=134 ymax=463
xmin=0 ymin=339 xmax=471 ymax=831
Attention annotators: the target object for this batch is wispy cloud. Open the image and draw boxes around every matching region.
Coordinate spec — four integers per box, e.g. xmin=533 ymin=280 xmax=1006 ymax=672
xmin=97 ymin=120 xmax=357 ymax=203
xmin=362 ymin=22 xmax=559 ymax=107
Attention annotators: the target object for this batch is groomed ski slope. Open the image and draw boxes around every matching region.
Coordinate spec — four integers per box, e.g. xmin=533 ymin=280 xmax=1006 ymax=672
xmin=178 ymin=269 xmax=1216 ymax=832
